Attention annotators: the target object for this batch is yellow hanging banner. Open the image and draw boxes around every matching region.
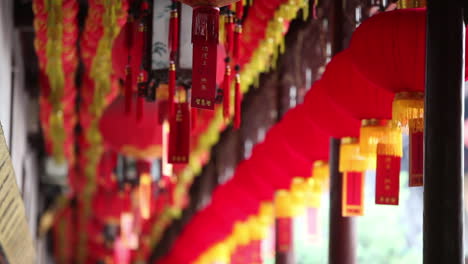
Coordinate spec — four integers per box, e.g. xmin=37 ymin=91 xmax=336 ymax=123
xmin=0 ymin=123 xmax=35 ymax=264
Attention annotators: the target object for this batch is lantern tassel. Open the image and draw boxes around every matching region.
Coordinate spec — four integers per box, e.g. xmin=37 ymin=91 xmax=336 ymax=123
xmin=392 ymin=91 xmax=424 ymax=127
xmin=234 ymin=70 xmax=241 ymax=129
xmin=339 ymin=137 xmax=369 ymax=173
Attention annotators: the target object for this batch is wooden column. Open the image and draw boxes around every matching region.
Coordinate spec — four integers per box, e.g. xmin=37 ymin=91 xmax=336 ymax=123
xmin=423 ymin=1 xmax=465 ymax=264
xmin=328 ymin=139 xmax=356 ymax=264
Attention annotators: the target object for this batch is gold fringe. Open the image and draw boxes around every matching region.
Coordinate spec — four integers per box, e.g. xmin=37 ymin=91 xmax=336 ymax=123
xmin=392 ymin=92 xmax=424 ymax=127
xmin=219 ymin=14 xmax=226 ymax=45
xmin=339 ymin=137 xmax=370 ymax=172
xmin=397 ymin=0 xmax=426 ymax=9
xmin=359 ymin=119 xmax=388 ymax=157
xmin=275 ymin=190 xmax=294 ymax=218
xmin=290 ymin=178 xmax=306 ymax=215
xmin=377 ymin=125 xmax=403 ymax=157
xmin=409 ymin=117 xmax=424 ymax=133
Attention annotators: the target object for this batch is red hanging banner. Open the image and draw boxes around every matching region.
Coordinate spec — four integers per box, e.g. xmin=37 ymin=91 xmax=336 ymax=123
xmin=190 ymin=6 xmax=219 ymax=110
xmin=168 ymin=102 xmax=190 ymax=163
xmin=275 ymin=217 xmax=293 ymax=253
xmin=409 ymin=118 xmax=424 ymax=187
xmin=342 ymin=171 xmax=364 ymax=217
xmin=375 ymin=154 xmax=400 ymax=205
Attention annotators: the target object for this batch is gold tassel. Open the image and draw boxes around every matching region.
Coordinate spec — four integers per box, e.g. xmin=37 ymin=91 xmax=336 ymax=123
xmin=397 ymin=0 xmax=427 ymax=9
xmin=305 ymin=177 xmax=323 ymax=208
xmin=339 ymin=137 xmax=370 ymax=172
xmin=275 ymin=190 xmax=294 ymax=218
xmin=312 ymin=160 xmax=329 ymax=182
xmin=409 ymin=117 xmax=424 ymax=134
xmin=359 ymin=119 xmax=388 ymax=158
xmin=377 ymin=123 xmax=403 ymax=157
xmin=219 ymin=14 xmax=226 ymax=45
xmin=290 ymin=178 xmax=307 ymax=216
xmin=392 ymin=91 xmax=424 ymax=128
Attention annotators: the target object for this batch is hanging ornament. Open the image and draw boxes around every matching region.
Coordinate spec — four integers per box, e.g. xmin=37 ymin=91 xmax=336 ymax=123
xmin=178 ymin=0 xmax=240 ymax=110
xmin=375 ymin=124 xmax=403 ymax=205
xmin=339 ymin=137 xmax=367 ymax=217
xmin=168 ymin=92 xmax=190 ymax=164
xmin=274 ymin=190 xmax=294 ymax=254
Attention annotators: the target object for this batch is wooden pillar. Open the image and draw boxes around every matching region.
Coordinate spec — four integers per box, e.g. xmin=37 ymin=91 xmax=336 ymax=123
xmin=423 ymin=1 xmax=465 ymax=264
xmin=328 ymin=139 xmax=356 ymax=264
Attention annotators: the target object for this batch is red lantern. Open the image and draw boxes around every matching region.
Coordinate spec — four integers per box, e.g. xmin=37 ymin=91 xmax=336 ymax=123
xmin=272 ymin=105 xmax=330 ymax=163
xmin=99 ymin=96 xmax=163 ymax=160
xmin=302 ymin=81 xmax=360 ymax=138
xmin=349 ymin=9 xmax=426 ymax=126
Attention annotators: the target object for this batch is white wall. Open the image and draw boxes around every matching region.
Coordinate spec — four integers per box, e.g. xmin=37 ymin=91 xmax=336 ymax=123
xmin=0 ymin=0 xmax=13 ymax=147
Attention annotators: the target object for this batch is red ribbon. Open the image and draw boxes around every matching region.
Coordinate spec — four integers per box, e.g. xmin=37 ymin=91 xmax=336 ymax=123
xmin=169 ymin=102 xmax=190 ymax=164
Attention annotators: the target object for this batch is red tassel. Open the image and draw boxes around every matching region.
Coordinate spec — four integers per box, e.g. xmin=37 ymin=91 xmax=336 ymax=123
xmin=169 ymin=62 xmax=176 ymax=117
xmin=191 ymin=107 xmax=197 ymax=131
xmin=125 ymin=66 xmax=133 ymax=114
xmin=169 ymin=7 xmax=179 ymax=60
xmin=223 ymin=63 xmax=231 ymax=119
xmin=190 ymin=6 xmax=219 ymax=110
xmin=225 ymin=13 xmax=234 ymax=54
xmin=235 ymin=1 xmax=244 ymax=20
xmin=168 ymin=103 xmax=190 ymax=164
xmin=233 ymin=23 xmax=242 ymax=62
xmin=234 ymin=72 xmax=241 ymax=129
